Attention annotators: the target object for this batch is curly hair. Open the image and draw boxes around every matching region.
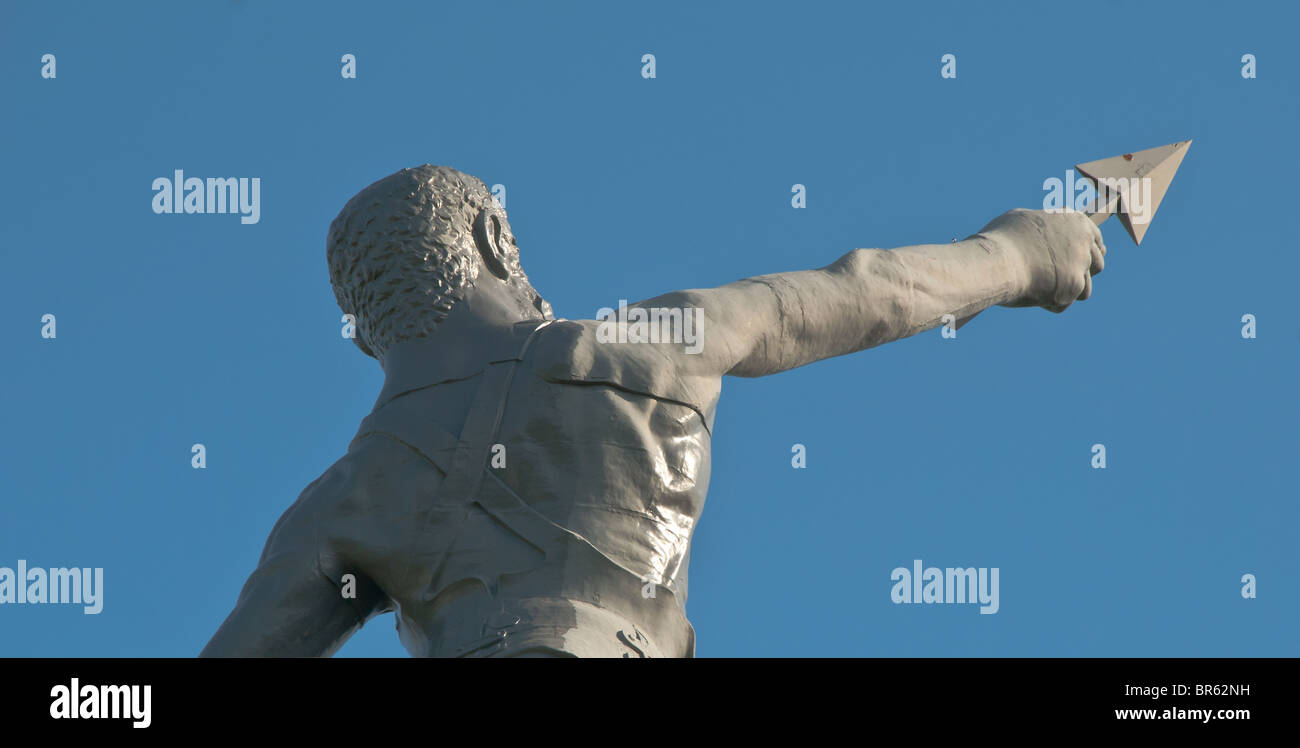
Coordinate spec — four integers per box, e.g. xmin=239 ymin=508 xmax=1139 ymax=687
xmin=326 ymin=165 xmax=531 ymax=359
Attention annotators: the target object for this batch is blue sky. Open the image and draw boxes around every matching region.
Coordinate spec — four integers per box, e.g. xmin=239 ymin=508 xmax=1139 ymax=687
xmin=2 ymin=0 xmax=1295 ymax=656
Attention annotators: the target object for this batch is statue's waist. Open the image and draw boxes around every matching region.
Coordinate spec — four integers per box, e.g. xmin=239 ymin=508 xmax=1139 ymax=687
xmin=407 ymin=534 xmax=695 ymax=658
xmin=427 ymin=596 xmax=686 ymax=658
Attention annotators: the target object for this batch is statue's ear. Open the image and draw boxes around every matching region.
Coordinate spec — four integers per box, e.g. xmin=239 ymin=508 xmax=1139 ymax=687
xmin=473 ymin=207 xmax=511 ymax=280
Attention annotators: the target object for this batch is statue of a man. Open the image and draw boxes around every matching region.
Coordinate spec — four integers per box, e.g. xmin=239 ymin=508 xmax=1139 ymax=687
xmin=201 ymin=165 xmax=1104 ymax=657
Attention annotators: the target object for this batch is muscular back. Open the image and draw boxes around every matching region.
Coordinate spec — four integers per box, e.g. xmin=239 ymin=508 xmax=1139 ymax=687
xmin=227 ymin=319 xmax=719 ymax=657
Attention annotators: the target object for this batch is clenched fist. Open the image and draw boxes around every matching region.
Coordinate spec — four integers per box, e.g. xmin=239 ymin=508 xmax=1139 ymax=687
xmin=978 ymin=209 xmax=1107 ymax=313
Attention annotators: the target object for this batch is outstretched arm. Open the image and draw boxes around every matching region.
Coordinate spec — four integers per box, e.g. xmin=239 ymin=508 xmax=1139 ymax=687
xmin=199 ymin=546 xmax=372 ymax=658
xmin=200 ymin=461 xmax=389 ymax=658
xmin=654 ymin=208 xmax=1105 ymax=378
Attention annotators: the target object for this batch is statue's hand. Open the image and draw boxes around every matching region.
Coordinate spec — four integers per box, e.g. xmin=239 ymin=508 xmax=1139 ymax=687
xmin=979 ymin=208 xmax=1106 ymax=313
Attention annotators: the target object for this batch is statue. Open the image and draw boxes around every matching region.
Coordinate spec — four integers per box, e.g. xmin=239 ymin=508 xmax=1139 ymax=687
xmin=201 ymin=165 xmax=1104 ymax=657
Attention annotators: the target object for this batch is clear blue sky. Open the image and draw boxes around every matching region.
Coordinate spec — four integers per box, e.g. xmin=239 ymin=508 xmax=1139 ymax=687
xmin=2 ymin=0 xmax=1295 ymax=656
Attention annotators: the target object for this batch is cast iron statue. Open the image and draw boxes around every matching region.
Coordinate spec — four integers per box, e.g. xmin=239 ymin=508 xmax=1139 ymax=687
xmin=201 ymin=165 xmax=1104 ymax=657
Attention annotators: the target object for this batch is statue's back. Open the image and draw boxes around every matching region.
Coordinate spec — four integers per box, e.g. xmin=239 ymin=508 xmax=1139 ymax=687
xmin=340 ymin=319 xmax=717 ymax=657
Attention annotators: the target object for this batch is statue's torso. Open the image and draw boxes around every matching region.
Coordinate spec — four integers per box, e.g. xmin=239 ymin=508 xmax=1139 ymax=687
xmin=328 ymin=320 xmax=719 ymax=657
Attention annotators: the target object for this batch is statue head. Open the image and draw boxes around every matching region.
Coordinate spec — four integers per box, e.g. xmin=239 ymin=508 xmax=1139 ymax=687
xmin=326 ymin=165 xmax=552 ymax=361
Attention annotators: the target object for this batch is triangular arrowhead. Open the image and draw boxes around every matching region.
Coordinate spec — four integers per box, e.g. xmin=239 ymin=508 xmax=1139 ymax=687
xmin=1075 ymin=140 xmax=1191 ymax=245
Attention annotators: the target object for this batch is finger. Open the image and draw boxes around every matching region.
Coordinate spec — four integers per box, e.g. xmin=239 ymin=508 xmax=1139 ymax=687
xmin=1095 ymin=233 xmax=1107 ymax=256
xmin=1078 ymin=272 xmax=1092 ymax=301
xmin=1090 ymin=244 xmax=1105 ymax=276
xmin=1074 ymin=210 xmax=1103 ymax=243
xmin=1081 ymin=213 xmax=1102 ymax=245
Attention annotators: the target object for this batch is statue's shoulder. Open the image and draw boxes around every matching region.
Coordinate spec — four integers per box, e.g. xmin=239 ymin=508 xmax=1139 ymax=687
xmin=531 ymin=319 xmax=721 ymax=429
xmin=265 ymin=436 xmax=431 ymax=555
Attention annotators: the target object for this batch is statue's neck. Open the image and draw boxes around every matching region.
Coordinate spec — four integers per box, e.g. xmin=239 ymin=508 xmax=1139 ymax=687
xmin=374 ymin=316 xmax=547 ymax=410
